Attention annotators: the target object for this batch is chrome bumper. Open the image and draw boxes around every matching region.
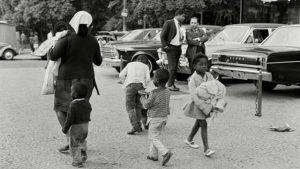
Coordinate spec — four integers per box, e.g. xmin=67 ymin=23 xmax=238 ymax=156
xmin=103 ymin=58 xmax=121 ymax=67
xmin=211 ymin=65 xmax=272 ymax=81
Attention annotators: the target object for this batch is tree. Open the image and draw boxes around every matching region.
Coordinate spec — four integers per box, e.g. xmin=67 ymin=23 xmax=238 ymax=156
xmin=104 ymin=0 xmax=206 ymax=30
xmin=0 ymin=0 xmax=75 ymax=41
xmin=71 ymin=0 xmax=111 ymax=32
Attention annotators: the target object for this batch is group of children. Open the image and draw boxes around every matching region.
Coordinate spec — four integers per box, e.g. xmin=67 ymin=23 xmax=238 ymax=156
xmin=62 ymin=53 xmax=226 ymax=167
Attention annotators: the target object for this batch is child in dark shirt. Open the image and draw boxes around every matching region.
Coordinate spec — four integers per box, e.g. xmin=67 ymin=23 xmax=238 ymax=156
xmin=62 ymin=83 xmax=92 ymax=168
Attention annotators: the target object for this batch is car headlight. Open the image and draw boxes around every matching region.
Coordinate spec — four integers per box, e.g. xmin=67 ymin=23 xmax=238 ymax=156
xmin=211 ymin=53 xmax=220 ymax=63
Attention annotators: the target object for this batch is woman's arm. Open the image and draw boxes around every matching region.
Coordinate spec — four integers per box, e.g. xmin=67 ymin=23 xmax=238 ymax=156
xmin=93 ymin=41 xmax=102 ymax=66
xmin=49 ymin=37 xmax=68 ymax=61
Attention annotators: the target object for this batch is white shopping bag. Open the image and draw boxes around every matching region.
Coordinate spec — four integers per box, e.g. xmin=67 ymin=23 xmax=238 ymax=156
xmin=41 ymin=58 xmax=61 ymax=95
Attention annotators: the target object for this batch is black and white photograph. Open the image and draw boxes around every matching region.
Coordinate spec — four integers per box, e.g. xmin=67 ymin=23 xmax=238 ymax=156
xmin=1 ymin=0 xmax=300 ymax=168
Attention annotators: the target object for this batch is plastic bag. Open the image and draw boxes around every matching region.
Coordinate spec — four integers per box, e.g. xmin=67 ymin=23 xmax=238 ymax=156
xmin=41 ymin=58 xmax=61 ymax=95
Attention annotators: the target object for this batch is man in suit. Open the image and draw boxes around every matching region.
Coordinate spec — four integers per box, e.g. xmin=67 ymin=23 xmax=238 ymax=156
xmin=186 ymin=17 xmax=208 ymax=73
xmin=160 ymin=10 xmax=185 ymax=91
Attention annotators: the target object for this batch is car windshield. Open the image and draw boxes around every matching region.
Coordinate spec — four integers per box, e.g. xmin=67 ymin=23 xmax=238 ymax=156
xmin=119 ymin=29 xmax=156 ymax=41
xmin=261 ymin=26 xmax=300 ymax=47
xmin=210 ymin=26 xmax=249 ymax=43
xmin=152 ymin=31 xmax=161 ymax=41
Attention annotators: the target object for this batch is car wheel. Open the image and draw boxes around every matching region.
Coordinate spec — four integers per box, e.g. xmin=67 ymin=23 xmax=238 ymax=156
xmin=133 ymin=55 xmax=154 ymax=74
xmin=254 ymin=81 xmax=277 ymax=91
xmin=2 ymin=49 xmax=15 ymax=60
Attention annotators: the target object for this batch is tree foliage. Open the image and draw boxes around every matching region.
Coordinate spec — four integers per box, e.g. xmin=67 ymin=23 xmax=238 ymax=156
xmin=0 ymin=0 xmax=75 ymax=40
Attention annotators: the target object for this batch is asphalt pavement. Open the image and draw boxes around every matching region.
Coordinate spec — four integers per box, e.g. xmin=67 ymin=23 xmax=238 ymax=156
xmin=1 ymin=55 xmax=300 ymax=169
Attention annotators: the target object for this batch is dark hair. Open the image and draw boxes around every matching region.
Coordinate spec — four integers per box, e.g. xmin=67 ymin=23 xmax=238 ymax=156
xmin=54 ymin=21 xmax=71 ymax=35
xmin=72 ymin=83 xmax=88 ymax=98
xmin=136 ymin=55 xmax=148 ymax=64
xmin=192 ymin=53 xmax=209 ymax=69
xmin=155 ymin=68 xmax=169 ymax=84
xmin=77 ymin=24 xmax=89 ymax=36
xmin=175 ymin=9 xmax=185 ymax=16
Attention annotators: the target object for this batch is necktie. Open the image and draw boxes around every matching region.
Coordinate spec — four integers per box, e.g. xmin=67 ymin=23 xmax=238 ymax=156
xmin=178 ymin=22 xmax=182 ymax=42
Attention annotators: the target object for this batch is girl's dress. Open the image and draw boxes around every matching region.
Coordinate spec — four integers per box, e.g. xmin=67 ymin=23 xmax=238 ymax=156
xmin=183 ymin=72 xmax=214 ymax=119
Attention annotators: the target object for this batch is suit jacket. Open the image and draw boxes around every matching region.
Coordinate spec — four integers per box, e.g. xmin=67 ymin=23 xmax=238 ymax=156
xmin=186 ymin=28 xmax=208 ymax=58
xmin=160 ymin=19 xmax=179 ymax=50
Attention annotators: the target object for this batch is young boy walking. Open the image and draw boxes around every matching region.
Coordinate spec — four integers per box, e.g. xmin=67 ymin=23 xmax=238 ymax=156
xmin=62 ymin=83 xmax=91 ymax=168
xmin=119 ymin=55 xmax=150 ymax=135
xmin=140 ymin=68 xmax=173 ymax=166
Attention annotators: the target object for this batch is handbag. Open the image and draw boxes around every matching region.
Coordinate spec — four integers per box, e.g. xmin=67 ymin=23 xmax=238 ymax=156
xmin=41 ymin=57 xmax=61 ymax=95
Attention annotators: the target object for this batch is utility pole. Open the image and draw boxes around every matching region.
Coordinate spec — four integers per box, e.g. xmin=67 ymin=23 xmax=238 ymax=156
xmin=122 ymin=0 xmax=127 ymax=31
xmin=240 ymin=0 xmax=244 ymax=23
xmin=200 ymin=11 xmax=203 ymax=25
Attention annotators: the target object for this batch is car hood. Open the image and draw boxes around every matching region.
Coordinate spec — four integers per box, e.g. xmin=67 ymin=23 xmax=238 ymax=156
xmin=216 ymin=46 xmax=300 ymax=56
xmin=0 ymin=42 xmax=9 ymax=48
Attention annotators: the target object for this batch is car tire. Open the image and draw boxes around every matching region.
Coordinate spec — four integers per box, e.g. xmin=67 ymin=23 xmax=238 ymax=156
xmin=133 ymin=55 xmax=155 ymax=75
xmin=2 ymin=49 xmax=15 ymax=60
xmin=254 ymin=81 xmax=277 ymax=91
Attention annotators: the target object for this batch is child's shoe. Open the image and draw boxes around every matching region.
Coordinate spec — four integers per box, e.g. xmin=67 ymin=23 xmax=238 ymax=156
xmin=185 ymin=140 xmax=200 ymax=149
xmin=204 ymin=149 xmax=215 ymax=157
xmin=72 ymin=162 xmax=84 ymax=168
xmin=127 ymin=128 xmax=142 ymax=135
xmin=58 ymin=145 xmax=69 ymax=153
xmin=162 ymin=151 xmax=173 ymax=166
xmin=147 ymin=155 xmax=158 ymax=161
xmin=81 ymin=151 xmax=87 ymax=162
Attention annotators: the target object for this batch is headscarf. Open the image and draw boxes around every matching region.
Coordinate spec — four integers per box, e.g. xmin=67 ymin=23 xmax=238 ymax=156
xmin=69 ymin=11 xmax=93 ymax=34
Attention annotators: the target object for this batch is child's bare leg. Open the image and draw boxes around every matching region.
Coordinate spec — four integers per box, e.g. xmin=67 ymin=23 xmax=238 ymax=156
xmin=200 ymin=120 xmax=209 ymax=152
xmin=187 ymin=119 xmax=200 ymax=142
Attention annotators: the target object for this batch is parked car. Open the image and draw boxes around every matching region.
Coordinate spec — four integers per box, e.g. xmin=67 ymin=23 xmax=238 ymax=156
xmin=103 ymin=28 xmax=161 ymax=73
xmin=157 ymin=23 xmax=284 ymax=80
xmin=205 ymin=23 xmax=285 ymax=58
xmin=0 ymin=42 xmax=18 ymax=60
xmin=0 ymin=22 xmax=18 ymax=60
xmin=211 ymin=24 xmax=300 ymax=91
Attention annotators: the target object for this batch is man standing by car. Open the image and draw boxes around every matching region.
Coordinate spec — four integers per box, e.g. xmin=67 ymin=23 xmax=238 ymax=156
xmin=160 ymin=10 xmax=185 ymax=91
xmin=186 ymin=17 xmax=208 ymax=73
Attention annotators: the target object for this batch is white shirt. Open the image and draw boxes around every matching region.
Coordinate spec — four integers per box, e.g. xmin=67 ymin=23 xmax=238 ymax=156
xmin=170 ymin=18 xmax=182 ymax=46
xmin=119 ymin=61 xmax=151 ymax=88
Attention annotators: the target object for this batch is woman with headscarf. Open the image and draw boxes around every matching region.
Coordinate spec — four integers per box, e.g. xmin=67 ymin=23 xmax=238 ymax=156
xmin=49 ymin=11 xmax=102 ymax=155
